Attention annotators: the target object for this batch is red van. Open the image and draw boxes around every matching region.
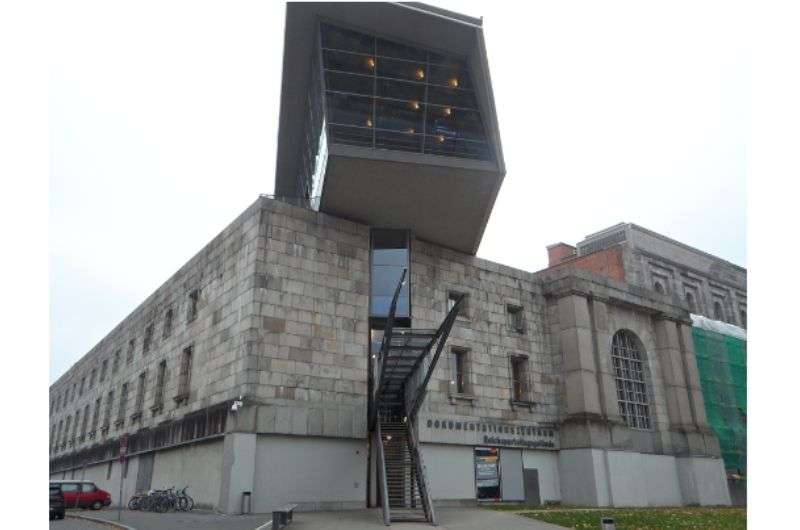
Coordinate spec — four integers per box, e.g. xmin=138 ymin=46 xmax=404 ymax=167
xmin=49 ymin=480 xmax=112 ymax=510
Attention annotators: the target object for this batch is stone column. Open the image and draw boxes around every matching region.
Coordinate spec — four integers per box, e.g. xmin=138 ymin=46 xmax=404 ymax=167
xmin=654 ymin=317 xmax=696 ymax=456
xmin=557 ymin=294 xmax=609 ymax=448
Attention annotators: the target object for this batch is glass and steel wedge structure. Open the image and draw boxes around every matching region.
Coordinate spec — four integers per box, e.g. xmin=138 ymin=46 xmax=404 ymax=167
xmin=275 ymin=2 xmax=506 ymax=254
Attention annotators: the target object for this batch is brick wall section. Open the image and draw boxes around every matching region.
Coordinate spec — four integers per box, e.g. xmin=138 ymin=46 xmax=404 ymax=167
xmin=544 ymin=245 xmax=626 ymax=283
xmin=49 ymin=198 xmax=263 ymax=457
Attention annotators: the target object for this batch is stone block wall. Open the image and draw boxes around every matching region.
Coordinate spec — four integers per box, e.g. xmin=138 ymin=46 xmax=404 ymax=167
xmin=50 ymin=197 xmax=264 ymax=458
xmin=410 ymin=238 xmax=558 ymax=427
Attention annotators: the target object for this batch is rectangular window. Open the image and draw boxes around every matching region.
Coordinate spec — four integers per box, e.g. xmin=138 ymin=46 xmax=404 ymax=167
xmin=56 ymin=393 xmax=61 ymax=412
xmin=176 ymin=346 xmax=193 ymax=402
xmin=117 ymin=383 xmax=128 ymax=425
xmin=507 ymin=304 xmax=525 ymax=333
xmin=447 ymin=290 xmax=469 ymax=318
xmin=143 ymin=324 xmax=154 ymax=355
xmin=64 ymin=416 xmax=72 ymax=443
xmin=100 ymin=359 xmax=108 ymax=382
xmin=154 ymin=360 xmax=167 ymax=411
xmin=187 ymin=290 xmax=200 ymax=323
xmin=126 ymin=339 xmax=136 ymax=364
xmin=73 ymin=410 xmax=80 ymax=439
xmin=89 ymin=368 xmax=97 ymax=389
xmin=112 ymin=349 xmax=121 ymax=374
xmin=104 ymin=390 xmax=114 ymax=429
xmin=163 ymin=308 xmax=174 ymax=339
xmin=80 ymin=404 xmax=90 ymax=438
xmin=79 ymin=377 xmax=85 ymax=396
xmin=510 ymin=355 xmax=530 ymax=402
xmin=135 ymin=371 xmax=146 ymax=414
xmin=71 ymin=384 xmax=76 ymax=402
xmin=451 ymin=348 xmax=469 ymax=394
xmin=91 ymin=398 xmax=101 ymax=432
xmin=370 ymin=229 xmax=410 ymax=319
xmin=56 ymin=420 xmax=63 ymax=450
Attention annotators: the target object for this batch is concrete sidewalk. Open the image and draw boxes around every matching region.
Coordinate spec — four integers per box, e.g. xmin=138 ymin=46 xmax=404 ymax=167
xmin=77 ymin=507 xmax=565 ymax=530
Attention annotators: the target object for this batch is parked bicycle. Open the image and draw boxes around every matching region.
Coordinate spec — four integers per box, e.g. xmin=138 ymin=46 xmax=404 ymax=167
xmin=128 ymin=486 xmax=194 ymax=512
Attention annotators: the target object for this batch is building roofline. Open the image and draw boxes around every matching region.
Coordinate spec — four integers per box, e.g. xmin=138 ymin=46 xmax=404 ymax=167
xmin=581 ymin=222 xmax=746 ymax=272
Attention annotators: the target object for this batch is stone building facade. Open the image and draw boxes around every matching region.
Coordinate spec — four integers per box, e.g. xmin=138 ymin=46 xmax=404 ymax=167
xmin=49 ymin=2 xmax=732 ymax=516
xmin=50 ymin=196 xmax=731 ymax=511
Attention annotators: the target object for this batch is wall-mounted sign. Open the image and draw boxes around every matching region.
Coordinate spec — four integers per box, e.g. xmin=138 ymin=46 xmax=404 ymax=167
xmin=419 ymin=415 xmax=559 ymax=450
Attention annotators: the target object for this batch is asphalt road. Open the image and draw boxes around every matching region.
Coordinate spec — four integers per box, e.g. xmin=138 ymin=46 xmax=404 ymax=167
xmin=50 ymin=516 xmax=108 ymax=530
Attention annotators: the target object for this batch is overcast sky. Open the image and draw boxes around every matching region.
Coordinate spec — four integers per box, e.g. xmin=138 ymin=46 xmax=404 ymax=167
xmin=49 ymin=0 xmax=746 ymax=383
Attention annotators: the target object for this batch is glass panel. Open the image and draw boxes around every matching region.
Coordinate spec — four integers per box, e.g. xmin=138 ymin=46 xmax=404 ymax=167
xmin=376 ymin=78 xmax=426 ymax=104
xmin=326 ymin=93 xmax=373 ymax=127
xmin=371 ymin=265 xmax=409 ymax=296
xmin=375 ymin=98 xmax=424 ymax=132
xmin=428 ymin=64 xmax=473 ymax=90
xmin=377 ymin=56 xmax=427 ymax=82
xmin=376 ymin=37 xmax=426 ymax=61
xmin=321 ymin=24 xmax=374 ymax=54
xmin=325 ymin=71 xmax=373 ymax=96
xmin=370 ymin=295 xmax=409 ymax=317
xmin=328 ymin=124 xmax=372 ymax=148
xmin=372 ymin=248 xmax=408 ymax=266
xmin=323 ymin=49 xmax=376 ymax=75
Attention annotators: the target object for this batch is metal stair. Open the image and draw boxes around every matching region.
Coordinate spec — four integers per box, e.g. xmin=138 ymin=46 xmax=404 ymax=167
xmin=370 ymin=269 xmax=464 ymax=526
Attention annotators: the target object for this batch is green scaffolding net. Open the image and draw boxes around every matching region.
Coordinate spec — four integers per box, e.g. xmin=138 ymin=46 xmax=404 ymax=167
xmin=692 ymin=322 xmax=747 ymax=474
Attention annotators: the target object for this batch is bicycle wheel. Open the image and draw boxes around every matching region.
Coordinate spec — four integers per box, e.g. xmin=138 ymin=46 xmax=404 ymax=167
xmin=127 ymin=496 xmax=140 ymax=510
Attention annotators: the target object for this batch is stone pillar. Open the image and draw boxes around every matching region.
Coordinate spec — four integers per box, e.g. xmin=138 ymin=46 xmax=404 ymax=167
xmin=218 ymin=432 xmax=257 ymax=514
xmin=557 ymin=295 xmax=610 ymax=449
xmin=559 ymin=295 xmax=602 ymax=418
xmin=653 ymin=318 xmax=694 ymax=431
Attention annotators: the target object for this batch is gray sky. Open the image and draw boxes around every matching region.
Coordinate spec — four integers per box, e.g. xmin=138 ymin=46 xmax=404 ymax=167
xmin=50 ymin=0 xmax=746 ymax=382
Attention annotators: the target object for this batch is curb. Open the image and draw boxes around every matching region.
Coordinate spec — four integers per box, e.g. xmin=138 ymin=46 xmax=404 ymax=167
xmin=66 ymin=512 xmax=137 ymax=530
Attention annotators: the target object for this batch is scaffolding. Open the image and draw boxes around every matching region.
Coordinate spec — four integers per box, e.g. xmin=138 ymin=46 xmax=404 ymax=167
xmin=691 ymin=314 xmax=747 ymax=475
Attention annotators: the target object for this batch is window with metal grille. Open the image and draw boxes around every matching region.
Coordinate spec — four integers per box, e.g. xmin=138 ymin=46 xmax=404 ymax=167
xmin=187 ymin=290 xmax=200 ymax=323
xmin=163 ymin=308 xmax=174 ymax=338
xmin=176 ymin=346 xmax=193 ymax=402
xmin=507 ymin=304 xmax=525 ymax=333
xmin=450 ymin=347 xmax=469 ymax=394
xmin=143 ymin=324 xmax=154 ymax=355
xmin=611 ymin=330 xmax=651 ymax=430
xmin=510 ymin=355 xmax=530 ymax=402
xmin=153 ymin=360 xmax=167 ymax=411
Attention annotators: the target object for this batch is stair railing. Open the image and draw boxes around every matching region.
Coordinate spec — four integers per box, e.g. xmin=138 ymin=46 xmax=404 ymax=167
xmin=407 ymin=420 xmax=437 ymax=525
xmin=374 ymin=423 xmax=391 ymax=526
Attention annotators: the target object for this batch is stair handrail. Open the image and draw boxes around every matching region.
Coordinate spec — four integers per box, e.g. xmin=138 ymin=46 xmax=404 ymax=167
xmin=371 ymin=269 xmax=407 ymax=429
xmin=407 ymin=294 xmax=465 ymax=420
xmin=406 ymin=421 xmax=437 ymax=525
xmin=375 ymin=423 xmax=391 ymax=526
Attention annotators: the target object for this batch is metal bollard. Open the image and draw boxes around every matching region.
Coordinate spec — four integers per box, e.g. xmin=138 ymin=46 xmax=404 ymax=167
xmin=601 ymin=517 xmax=616 ymax=530
xmin=241 ymin=491 xmax=252 ymax=514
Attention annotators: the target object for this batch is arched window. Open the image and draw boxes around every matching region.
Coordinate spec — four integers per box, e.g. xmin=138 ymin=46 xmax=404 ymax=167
xmin=611 ymin=330 xmax=651 ymax=430
xmin=713 ymin=301 xmax=724 ymax=321
xmin=653 ymin=281 xmax=664 ymax=294
xmin=685 ymin=292 xmax=696 ymax=313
